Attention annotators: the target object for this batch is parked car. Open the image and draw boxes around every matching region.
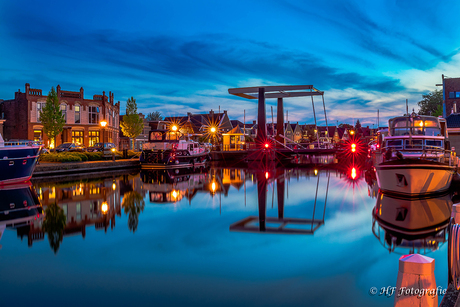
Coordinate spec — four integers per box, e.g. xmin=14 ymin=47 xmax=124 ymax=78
xmin=86 ymin=142 xmax=116 ymax=152
xmin=54 ymin=142 xmax=86 ymax=153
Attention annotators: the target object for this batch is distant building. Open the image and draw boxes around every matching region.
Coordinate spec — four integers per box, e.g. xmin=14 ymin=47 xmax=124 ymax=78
xmin=443 ymin=75 xmax=460 ymax=117
xmin=0 ymin=83 xmax=120 ymax=148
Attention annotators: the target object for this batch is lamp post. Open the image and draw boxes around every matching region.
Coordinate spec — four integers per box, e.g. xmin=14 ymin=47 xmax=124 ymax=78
xmin=100 ymin=120 xmax=107 ymax=143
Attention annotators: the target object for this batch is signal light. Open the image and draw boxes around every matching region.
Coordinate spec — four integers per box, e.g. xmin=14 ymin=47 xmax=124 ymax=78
xmin=351 ymin=143 xmax=356 ymax=153
xmin=351 ymin=167 xmax=357 ymax=179
xmin=265 ymin=171 xmax=269 ymax=179
xmin=264 ymin=143 xmax=269 ymax=149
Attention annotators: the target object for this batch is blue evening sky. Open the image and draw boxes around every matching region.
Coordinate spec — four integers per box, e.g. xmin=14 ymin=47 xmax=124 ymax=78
xmin=1 ymin=0 xmax=459 ymax=126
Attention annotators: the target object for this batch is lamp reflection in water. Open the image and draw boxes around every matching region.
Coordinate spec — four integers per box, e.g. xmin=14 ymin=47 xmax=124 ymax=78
xmin=372 ymin=191 xmax=451 ymax=254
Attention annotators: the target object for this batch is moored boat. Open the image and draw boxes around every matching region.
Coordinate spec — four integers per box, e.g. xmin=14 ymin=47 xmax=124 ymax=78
xmin=373 ymin=114 xmax=457 ymax=196
xmin=0 ymin=134 xmax=42 ymax=185
xmin=140 ymin=129 xmax=211 ymax=169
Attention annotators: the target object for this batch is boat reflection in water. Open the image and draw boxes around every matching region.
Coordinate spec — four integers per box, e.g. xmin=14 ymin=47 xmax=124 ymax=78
xmin=141 ymin=167 xmax=210 ymax=204
xmin=372 ymin=192 xmax=451 ymax=254
xmin=0 ymin=183 xmax=43 ymax=248
xmin=141 ymin=166 xmax=247 ymax=205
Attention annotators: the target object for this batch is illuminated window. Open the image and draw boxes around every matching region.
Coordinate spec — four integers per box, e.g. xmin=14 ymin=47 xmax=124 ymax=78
xmin=72 ymin=131 xmax=83 ymax=145
xmin=49 ymin=187 xmax=56 ymax=200
xmin=75 ymin=105 xmax=81 ymax=123
xmin=89 ymin=131 xmax=99 ymax=146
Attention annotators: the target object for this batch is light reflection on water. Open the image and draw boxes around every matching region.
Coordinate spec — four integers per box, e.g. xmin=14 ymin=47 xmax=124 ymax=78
xmin=0 ymin=165 xmax=451 ymax=307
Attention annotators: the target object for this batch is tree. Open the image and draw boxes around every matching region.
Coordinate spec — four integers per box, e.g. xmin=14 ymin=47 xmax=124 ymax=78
xmin=120 ymin=97 xmax=144 ymax=150
xmin=417 ymin=89 xmax=443 ymax=116
xmin=122 ymin=191 xmax=145 ymax=233
xmin=338 ymin=123 xmax=353 ymax=129
xmin=355 ymin=119 xmax=361 ymax=130
xmin=42 ymin=203 xmax=67 ymax=254
xmin=39 ymin=87 xmax=65 ymax=149
xmin=146 ymin=111 xmax=163 ymax=121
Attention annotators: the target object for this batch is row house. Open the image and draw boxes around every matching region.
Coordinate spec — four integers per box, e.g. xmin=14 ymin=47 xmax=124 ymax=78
xmin=0 ymin=83 xmax=120 ymax=148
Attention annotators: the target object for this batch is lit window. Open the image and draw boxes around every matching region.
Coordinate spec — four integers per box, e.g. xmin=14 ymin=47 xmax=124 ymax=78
xmin=75 ymin=105 xmax=81 ymax=123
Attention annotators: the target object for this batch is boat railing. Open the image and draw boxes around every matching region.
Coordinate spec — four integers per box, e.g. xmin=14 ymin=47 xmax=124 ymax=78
xmin=2 ymin=140 xmax=43 ymax=147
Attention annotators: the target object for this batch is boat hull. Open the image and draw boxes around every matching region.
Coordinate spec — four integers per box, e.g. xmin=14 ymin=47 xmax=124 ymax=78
xmin=0 ymin=146 xmax=41 ymax=185
xmin=375 ymin=160 xmax=455 ymax=196
xmin=140 ymin=149 xmax=210 ymax=169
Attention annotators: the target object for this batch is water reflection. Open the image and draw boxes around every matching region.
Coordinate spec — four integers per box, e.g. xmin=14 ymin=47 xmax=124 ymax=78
xmin=230 ymin=168 xmax=330 ymax=234
xmin=372 ymin=192 xmax=451 ymax=254
xmin=0 ymin=183 xmax=43 ymax=248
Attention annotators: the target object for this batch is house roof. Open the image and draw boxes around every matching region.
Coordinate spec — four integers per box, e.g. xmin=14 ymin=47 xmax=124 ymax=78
xmin=223 ymin=125 xmax=243 ymax=135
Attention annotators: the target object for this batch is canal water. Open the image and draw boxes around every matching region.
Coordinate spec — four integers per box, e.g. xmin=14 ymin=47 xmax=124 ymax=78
xmin=0 ymin=164 xmax=450 ymax=307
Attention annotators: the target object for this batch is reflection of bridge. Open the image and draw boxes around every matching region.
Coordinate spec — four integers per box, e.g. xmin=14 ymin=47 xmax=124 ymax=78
xmin=230 ymin=169 xmax=330 ymax=234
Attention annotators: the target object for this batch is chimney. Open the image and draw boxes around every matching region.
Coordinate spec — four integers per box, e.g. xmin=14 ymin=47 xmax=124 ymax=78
xmin=187 ymin=112 xmax=191 ymax=121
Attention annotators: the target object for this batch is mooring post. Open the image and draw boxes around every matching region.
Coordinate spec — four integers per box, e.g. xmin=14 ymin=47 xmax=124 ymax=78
xmin=257 ymin=87 xmax=266 ymax=145
xmin=276 ymin=97 xmax=284 ymax=148
xmin=394 ymin=254 xmax=437 ymax=307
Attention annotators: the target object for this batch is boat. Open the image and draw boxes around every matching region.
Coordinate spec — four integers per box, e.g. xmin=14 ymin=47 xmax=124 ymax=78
xmin=140 ymin=129 xmax=211 ymax=169
xmin=371 ymin=191 xmax=450 ymax=254
xmin=0 ymin=183 xmax=43 ymax=247
xmin=373 ymin=114 xmax=457 ymax=196
xmin=0 ymin=134 xmax=42 ymax=185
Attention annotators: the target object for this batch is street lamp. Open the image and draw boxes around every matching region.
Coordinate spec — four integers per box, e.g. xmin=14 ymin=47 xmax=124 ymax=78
xmin=100 ymin=120 xmax=108 ymax=143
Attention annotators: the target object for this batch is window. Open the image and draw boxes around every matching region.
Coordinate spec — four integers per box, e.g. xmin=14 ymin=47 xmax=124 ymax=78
xmin=75 ymin=105 xmax=81 ymax=123
xmin=37 ymin=103 xmax=44 ymax=122
xmin=457 ymin=92 xmax=460 ymax=98
xmin=60 ymin=104 xmax=67 ymax=122
xmin=89 ymin=131 xmax=99 ymax=146
xmin=33 ymin=130 xmax=43 ymax=142
xmin=450 ymin=92 xmax=455 ymax=99
xmin=72 ymin=131 xmax=83 ymax=145
xmin=89 ymin=106 xmax=99 ymax=124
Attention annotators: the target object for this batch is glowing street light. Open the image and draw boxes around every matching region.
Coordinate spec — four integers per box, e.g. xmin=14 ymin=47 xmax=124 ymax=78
xmin=351 ymin=143 xmax=357 ymax=153
xmin=171 ymin=125 xmax=178 ymax=132
xmin=100 ymin=120 xmax=107 ymax=128
xmin=210 ymin=127 xmax=216 ymax=133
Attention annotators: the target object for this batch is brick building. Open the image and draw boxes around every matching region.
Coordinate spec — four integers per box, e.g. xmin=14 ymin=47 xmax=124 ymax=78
xmin=442 ymin=75 xmax=460 ymax=117
xmin=0 ymin=83 xmax=120 ymax=148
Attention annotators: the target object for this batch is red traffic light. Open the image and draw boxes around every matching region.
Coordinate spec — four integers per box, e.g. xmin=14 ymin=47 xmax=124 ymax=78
xmin=264 ymin=143 xmax=269 ymax=149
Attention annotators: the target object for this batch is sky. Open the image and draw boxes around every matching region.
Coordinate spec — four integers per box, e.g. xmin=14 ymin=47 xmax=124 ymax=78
xmin=1 ymin=0 xmax=460 ymax=127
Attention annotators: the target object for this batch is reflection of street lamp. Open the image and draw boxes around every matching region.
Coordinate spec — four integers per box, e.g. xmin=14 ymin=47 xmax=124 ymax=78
xmin=101 ymin=201 xmax=108 ymax=214
xmin=100 ymin=120 xmax=108 ymax=143
xmin=211 ymin=181 xmax=217 ymax=194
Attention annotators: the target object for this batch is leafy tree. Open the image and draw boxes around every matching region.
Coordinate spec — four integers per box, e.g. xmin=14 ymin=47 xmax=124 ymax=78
xmin=146 ymin=111 xmax=163 ymax=121
xmin=39 ymin=87 xmax=65 ymax=149
xmin=338 ymin=123 xmax=353 ymax=129
xmin=417 ymin=89 xmax=443 ymax=116
xmin=42 ymin=203 xmax=67 ymax=254
xmin=122 ymin=191 xmax=145 ymax=233
xmin=120 ymin=97 xmax=144 ymax=150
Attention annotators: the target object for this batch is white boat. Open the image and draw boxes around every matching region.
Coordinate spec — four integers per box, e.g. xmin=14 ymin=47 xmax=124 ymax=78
xmin=373 ymin=114 xmax=457 ymax=196
xmin=140 ymin=129 xmax=211 ymax=169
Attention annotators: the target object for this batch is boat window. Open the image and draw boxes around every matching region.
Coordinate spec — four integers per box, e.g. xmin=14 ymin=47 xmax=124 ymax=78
xmin=404 ymin=139 xmax=423 ymax=149
xmin=386 ymin=140 xmax=403 ymax=148
xmin=426 ymin=140 xmax=442 ymax=148
xmin=150 ymin=131 xmax=164 ymax=141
